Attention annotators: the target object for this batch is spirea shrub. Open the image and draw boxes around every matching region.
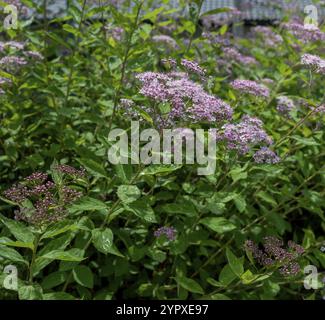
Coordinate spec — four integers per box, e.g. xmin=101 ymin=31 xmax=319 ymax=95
xmin=0 ymin=0 xmax=324 ymax=301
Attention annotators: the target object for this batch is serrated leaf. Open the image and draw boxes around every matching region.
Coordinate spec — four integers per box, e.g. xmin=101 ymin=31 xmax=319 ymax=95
xmin=124 ymin=199 xmax=157 ymax=223
xmin=0 ymin=237 xmax=34 ymax=250
xmin=114 ymin=164 xmax=133 ymax=183
xmin=292 ymin=136 xmax=319 ymax=146
xmin=229 ymin=167 xmax=247 ymax=183
xmin=233 ymin=195 xmax=246 ymax=213
xmin=92 ymin=228 xmax=113 ymax=254
xmin=18 ymin=285 xmax=43 ymax=300
xmin=117 ymin=185 xmax=141 ymax=204
xmin=41 ymin=250 xmax=85 ymax=262
xmin=0 ymin=245 xmax=28 ymax=265
xmin=77 ymin=158 xmax=108 ymax=178
xmin=62 ymin=23 xmax=81 ymax=37
xmin=256 ymin=191 xmax=277 ymax=207
xmin=0 ymin=214 xmax=34 ymax=243
xmin=69 ymin=197 xmax=108 ymax=213
xmin=41 ymin=220 xmax=78 ymax=239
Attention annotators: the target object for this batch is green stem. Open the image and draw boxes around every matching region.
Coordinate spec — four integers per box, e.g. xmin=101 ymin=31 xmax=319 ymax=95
xmin=64 ymin=0 xmax=87 ymax=109
xmin=28 ymin=234 xmax=41 ymax=283
xmin=62 ymin=164 xmax=144 ymax=292
xmin=107 ymin=1 xmax=144 ymax=133
xmin=185 ymin=0 xmax=204 ymax=55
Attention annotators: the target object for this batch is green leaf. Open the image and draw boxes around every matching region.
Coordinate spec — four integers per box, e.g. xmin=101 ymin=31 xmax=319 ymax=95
xmin=39 ymin=233 xmax=74 ymax=256
xmin=219 ymin=264 xmax=237 ymax=286
xmin=176 ymin=276 xmax=204 ymax=294
xmin=47 ymin=31 xmax=72 ymax=49
xmin=41 ymin=221 xmax=78 ymax=239
xmin=206 ymin=278 xmax=223 ymax=287
xmin=42 ymin=292 xmax=75 ymax=300
xmin=226 ymin=248 xmax=244 ymax=277
xmin=114 ymin=164 xmax=133 ymax=183
xmin=200 ymin=217 xmax=236 ymax=234
xmin=92 ymin=228 xmax=113 ymax=254
xmin=41 ymin=272 xmax=67 ymax=290
xmin=124 ymin=199 xmax=157 ymax=223
xmin=211 ymin=293 xmax=231 ymax=300
xmin=303 ymin=229 xmax=315 ymax=249
xmin=117 ymin=185 xmax=141 ymax=204
xmin=0 ymin=214 xmax=34 ymax=243
xmin=266 ymin=212 xmax=291 ymax=234
xmin=142 ymin=7 xmax=165 ymax=21
xmin=256 ymin=191 xmax=277 ymax=207
xmin=69 ymin=197 xmax=108 ymax=213
xmin=141 ymin=164 xmax=182 ymax=176
xmin=240 ymin=270 xmax=256 ymax=284
xmin=292 ymin=136 xmax=319 ymax=146
xmin=18 ymin=285 xmax=43 ymax=300
xmin=62 ymin=23 xmax=81 ymax=37
xmin=77 ymin=158 xmax=108 ymax=178
xmin=0 ymin=245 xmax=28 ymax=265
xmin=104 ymin=244 xmax=124 ymax=258
xmin=41 ymin=249 xmax=85 ymax=262
xmin=57 ymin=249 xmax=85 ymax=272
xmin=50 ymin=159 xmax=63 ymax=185
xmin=219 ymin=24 xmax=228 ymax=35
xmin=0 ymin=237 xmax=34 ymax=250
xmin=229 ymin=167 xmax=248 ymax=183
xmin=161 ymin=200 xmax=197 ymax=217
xmin=148 ymin=248 xmax=166 ymax=263
xmin=228 ymin=89 xmax=237 ymax=101
xmin=233 ymin=195 xmax=246 ymax=213
xmin=72 ymin=265 xmax=94 ymax=289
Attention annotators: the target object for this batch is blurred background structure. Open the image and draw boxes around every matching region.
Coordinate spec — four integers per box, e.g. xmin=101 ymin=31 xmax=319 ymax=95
xmin=28 ymin=0 xmax=324 ymax=20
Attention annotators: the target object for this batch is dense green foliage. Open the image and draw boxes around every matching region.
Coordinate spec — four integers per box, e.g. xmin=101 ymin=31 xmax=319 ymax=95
xmin=0 ymin=0 xmax=324 ymax=300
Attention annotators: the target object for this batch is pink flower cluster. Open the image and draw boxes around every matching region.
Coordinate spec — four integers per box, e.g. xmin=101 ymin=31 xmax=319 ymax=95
xmin=276 ymin=96 xmax=295 ymax=117
xmin=245 ymin=237 xmax=304 ymax=276
xmin=301 ymin=54 xmax=325 ymax=74
xmin=283 ymin=22 xmax=325 ymax=43
xmin=221 ymin=115 xmax=273 ymax=154
xmin=0 ymin=41 xmax=43 ymax=95
xmin=223 ymin=47 xmax=258 ymax=65
xmin=134 ymin=60 xmax=232 ymax=127
xmin=154 ymin=226 xmax=176 ymax=241
xmin=152 ymin=35 xmax=179 ymax=50
xmin=253 ymin=147 xmax=280 ymax=164
xmin=180 ymin=59 xmax=206 ymax=77
xmin=230 ymin=79 xmax=270 ymax=98
xmin=3 ymin=166 xmax=85 ymax=226
xmin=253 ymin=26 xmax=283 ymax=47
xmin=202 ymin=32 xmax=232 ymax=47
xmin=0 ymin=41 xmax=43 ymax=72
